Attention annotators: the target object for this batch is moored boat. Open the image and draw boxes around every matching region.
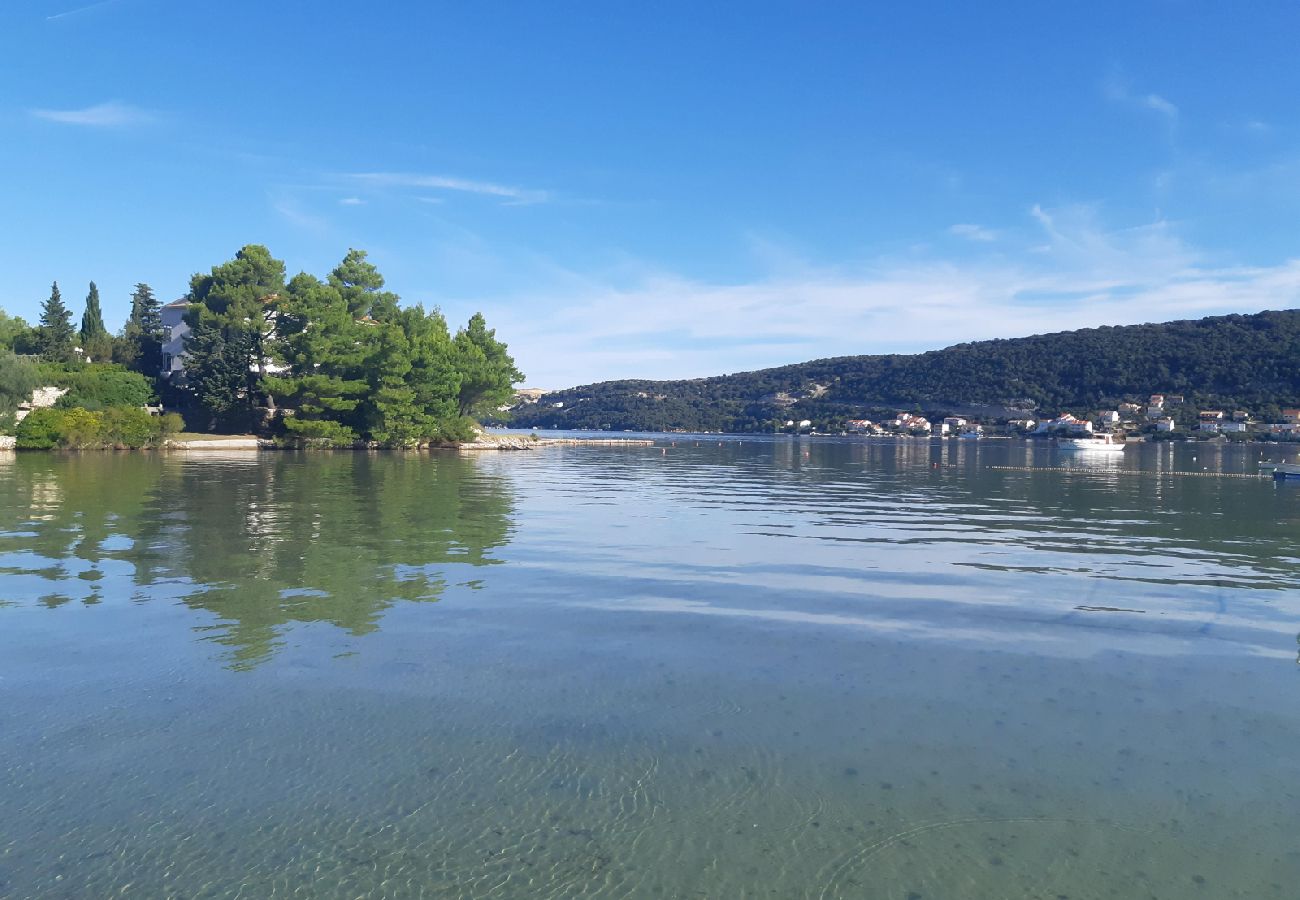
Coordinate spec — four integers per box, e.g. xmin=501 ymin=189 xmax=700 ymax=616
xmin=1059 ymin=433 xmax=1127 ymax=452
xmin=1273 ymin=463 xmax=1300 ymax=480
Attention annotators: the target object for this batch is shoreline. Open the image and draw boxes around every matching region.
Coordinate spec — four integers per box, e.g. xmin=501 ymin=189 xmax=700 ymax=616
xmin=0 ymin=436 xmax=657 ymax=453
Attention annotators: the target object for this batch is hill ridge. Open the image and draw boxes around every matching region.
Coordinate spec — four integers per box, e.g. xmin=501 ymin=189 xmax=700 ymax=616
xmin=506 ymin=309 xmax=1300 ymax=432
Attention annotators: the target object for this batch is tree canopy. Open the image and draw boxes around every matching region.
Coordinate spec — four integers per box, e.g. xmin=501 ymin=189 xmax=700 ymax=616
xmin=179 ymin=245 xmax=522 ymax=443
xmin=116 ymin=282 xmax=165 ymax=375
xmin=37 ymin=282 xmax=76 ymax=363
xmin=79 ymin=282 xmax=112 ymax=362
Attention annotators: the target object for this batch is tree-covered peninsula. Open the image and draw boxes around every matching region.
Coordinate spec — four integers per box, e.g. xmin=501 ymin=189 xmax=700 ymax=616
xmin=1 ymin=245 xmax=522 ymax=448
xmin=507 ymin=309 xmax=1300 ymax=433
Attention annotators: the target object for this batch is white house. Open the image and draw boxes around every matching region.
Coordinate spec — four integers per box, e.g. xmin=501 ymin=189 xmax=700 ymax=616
xmin=160 ymin=298 xmax=190 ymax=376
xmin=1156 ymin=417 xmax=1177 ymax=432
xmin=1098 ymin=410 xmax=1121 ymax=426
xmin=1035 ymin=413 xmax=1093 ymax=436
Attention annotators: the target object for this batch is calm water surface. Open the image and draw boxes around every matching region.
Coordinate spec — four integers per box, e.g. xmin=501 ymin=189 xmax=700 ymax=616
xmin=1 ymin=437 xmax=1298 ymax=898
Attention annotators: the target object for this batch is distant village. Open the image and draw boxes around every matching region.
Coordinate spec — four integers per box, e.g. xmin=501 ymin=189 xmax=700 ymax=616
xmin=830 ymin=394 xmax=1300 ymax=441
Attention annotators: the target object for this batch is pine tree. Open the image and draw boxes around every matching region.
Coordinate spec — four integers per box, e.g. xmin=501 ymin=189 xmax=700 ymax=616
xmin=117 ymin=283 xmax=165 ymax=374
xmin=37 ymin=281 xmax=76 ymax=363
xmin=453 ymin=312 xmax=523 ymax=417
xmin=79 ymin=281 xmax=112 ymax=362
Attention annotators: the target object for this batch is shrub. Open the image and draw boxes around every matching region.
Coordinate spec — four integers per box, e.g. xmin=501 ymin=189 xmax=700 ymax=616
xmin=51 ymin=364 xmax=155 ymax=411
xmin=159 ymin=412 xmax=184 ymax=438
xmin=282 ymin=417 xmax=359 ymax=447
xmin=15 ymin=406 xmax=165 ymax=449
xmin=58 ymin=408 xmax=105 ymax=447
xmin=100 ymin=407 xmax=158 ymax=448
xmin=1 ymin=352 xmax=39 ymax=418
xmin=16 ymin=408 xmax=74 ymax=449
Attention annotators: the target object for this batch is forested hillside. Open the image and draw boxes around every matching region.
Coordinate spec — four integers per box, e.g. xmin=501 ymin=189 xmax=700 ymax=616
xmin=507 ymin=309 xmax=1300 ymax=432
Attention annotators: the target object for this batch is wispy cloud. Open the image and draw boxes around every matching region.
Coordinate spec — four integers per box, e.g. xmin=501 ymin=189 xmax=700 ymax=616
xmin=269 ymin=193 xmax=329 ymax=233
xmin=29 ymin=100 xmax=153 ymax=127
xmin=1102 ymin=71 xmax=1178 ymax=124
xmin=46 ymin=0 xmax=122 ymax=20
xmin=344 ymin=171 xmax=550 ymax=204
xmin=948 ymin=223 xmax=998 ymax=242
xmin=339 ymin=197 xmax=365 ymax=206
xmin=469 ymin=206 xmax=1298 ymax=387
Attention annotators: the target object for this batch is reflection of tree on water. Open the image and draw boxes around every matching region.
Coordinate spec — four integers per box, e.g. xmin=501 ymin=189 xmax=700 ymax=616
xmin=0 ymin=453 xmax=515 ymax=668
xmin=167 ymin=454 xmax=516 ymax=669
xmin=0 ymin=454 xmax=168 ymax=608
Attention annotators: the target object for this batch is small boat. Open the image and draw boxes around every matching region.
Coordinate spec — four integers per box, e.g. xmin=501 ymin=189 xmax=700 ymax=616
xmin=1059 ymin=433 xmax=1127 ymax=452
xmin=1273 ymin=463 xmax=1300 ymax=480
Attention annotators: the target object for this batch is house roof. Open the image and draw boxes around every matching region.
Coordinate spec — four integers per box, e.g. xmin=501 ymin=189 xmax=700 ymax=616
xmin=163 ymin=298 xmax=190 ymax=309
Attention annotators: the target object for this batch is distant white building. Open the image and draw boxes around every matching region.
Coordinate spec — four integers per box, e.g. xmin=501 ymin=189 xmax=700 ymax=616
xmin=1035 ymin=413 xmax=1093 ymax=436
xmin=1155 ymin=417 xmax=1177 ymax=432
xmin=1098 ymin=410 xmax=1121 ymax=426
xmin=1221 ymin=421 xmax=1249 ymax=433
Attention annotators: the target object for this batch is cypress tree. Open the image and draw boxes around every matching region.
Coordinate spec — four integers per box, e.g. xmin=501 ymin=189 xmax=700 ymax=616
xmin=80 ymin=281 xmax=113 ymax=362
xmin=37 ymin=281 xmax=76 ymax=363
xmin=80 ymin=282 xmax=107 ymax=341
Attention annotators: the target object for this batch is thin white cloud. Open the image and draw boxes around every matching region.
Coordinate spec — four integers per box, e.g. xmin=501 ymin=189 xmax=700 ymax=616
xmin=339 ymin=197 xmax=365 ymax=206
xmin=47 ymin=0 xmax=122 ymax=20
xmin=948 ymin=223 xmax=997 ymax=242
xmin=269 ymin=193 xmax=329 ymax=232
xmin=29 ymin=100 xmax=153 ymax=127
xmin=1142 ymin=93 xmax=1178 ymax=120
xmin=1102 ymin=71 xmax=1178 ymax=124
xmin=344 ymin=171 xmax=550 ymax=204
xmin=469 ymin=207 xmax=1298 ymax=387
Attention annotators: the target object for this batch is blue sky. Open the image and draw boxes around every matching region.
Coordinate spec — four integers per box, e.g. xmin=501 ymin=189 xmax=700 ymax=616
xmin=2 ymin=1 xmax=1299 ymax=386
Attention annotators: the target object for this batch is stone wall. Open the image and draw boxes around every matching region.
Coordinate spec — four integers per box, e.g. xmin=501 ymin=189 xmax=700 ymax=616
xmin=15 ymin=386 xmax=70 ymax=423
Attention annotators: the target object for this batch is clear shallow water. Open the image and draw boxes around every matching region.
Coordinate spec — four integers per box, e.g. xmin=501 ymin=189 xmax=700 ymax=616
xmin=1 ymin=438 xmax=1298 ymax=898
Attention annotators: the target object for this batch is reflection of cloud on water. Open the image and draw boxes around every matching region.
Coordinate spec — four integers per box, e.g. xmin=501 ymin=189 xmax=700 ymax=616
xmin=575 ymin=594 xmax=1298 ymax=662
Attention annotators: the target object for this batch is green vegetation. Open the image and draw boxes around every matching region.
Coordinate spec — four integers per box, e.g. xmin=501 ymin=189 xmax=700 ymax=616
xmin=79 ymin=282 xmax=113 ymax=362
xmin=1 ymin=244 xmax=522 ymax=449
xmin=114 ymin=283 xmax=165 ymax=374
xmin=0 ymin=310 xmax=37 ymax=353
xmin=14 ymin=406 xmax=181 ymax=449
xmin=509 ymin=309 xmax=1300 ymax=432
xmin=1 ymin=353 xmax=40 ymax=423
xmin=183 ymin=245 xmax=521 ymax=445
xmin=43 ymin=364 xmax=156 ymax=411
xmin=36 ymin=282 xmax=77 ymax=363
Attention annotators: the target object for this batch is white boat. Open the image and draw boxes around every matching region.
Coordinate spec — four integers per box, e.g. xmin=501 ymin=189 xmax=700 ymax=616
xmin=1060 ymin=433 xmax=1127 ymax=452
xmin=1273 ymin=463 xmax=1300 ymax=480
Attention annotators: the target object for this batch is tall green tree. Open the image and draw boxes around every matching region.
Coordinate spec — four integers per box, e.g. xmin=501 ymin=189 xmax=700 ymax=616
xmin=185 ymin=245 xmax=286 ymax=416
xmin=79 ymin=282 xmax=113 ymax=362
xmin=37 ymin=281 xmax=76 ymax=363
xmin=328 ymin=249 xmax=400 ymax=321
xmin=182 ymin=319 xmax=258 ymax=432
xmin=116 ymin=283 xmax=165 ymax=374
xmin=263 ymin=273 xmax=369 ymax=443
xmin=453 ymin=313 xmax=523 ymax=417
